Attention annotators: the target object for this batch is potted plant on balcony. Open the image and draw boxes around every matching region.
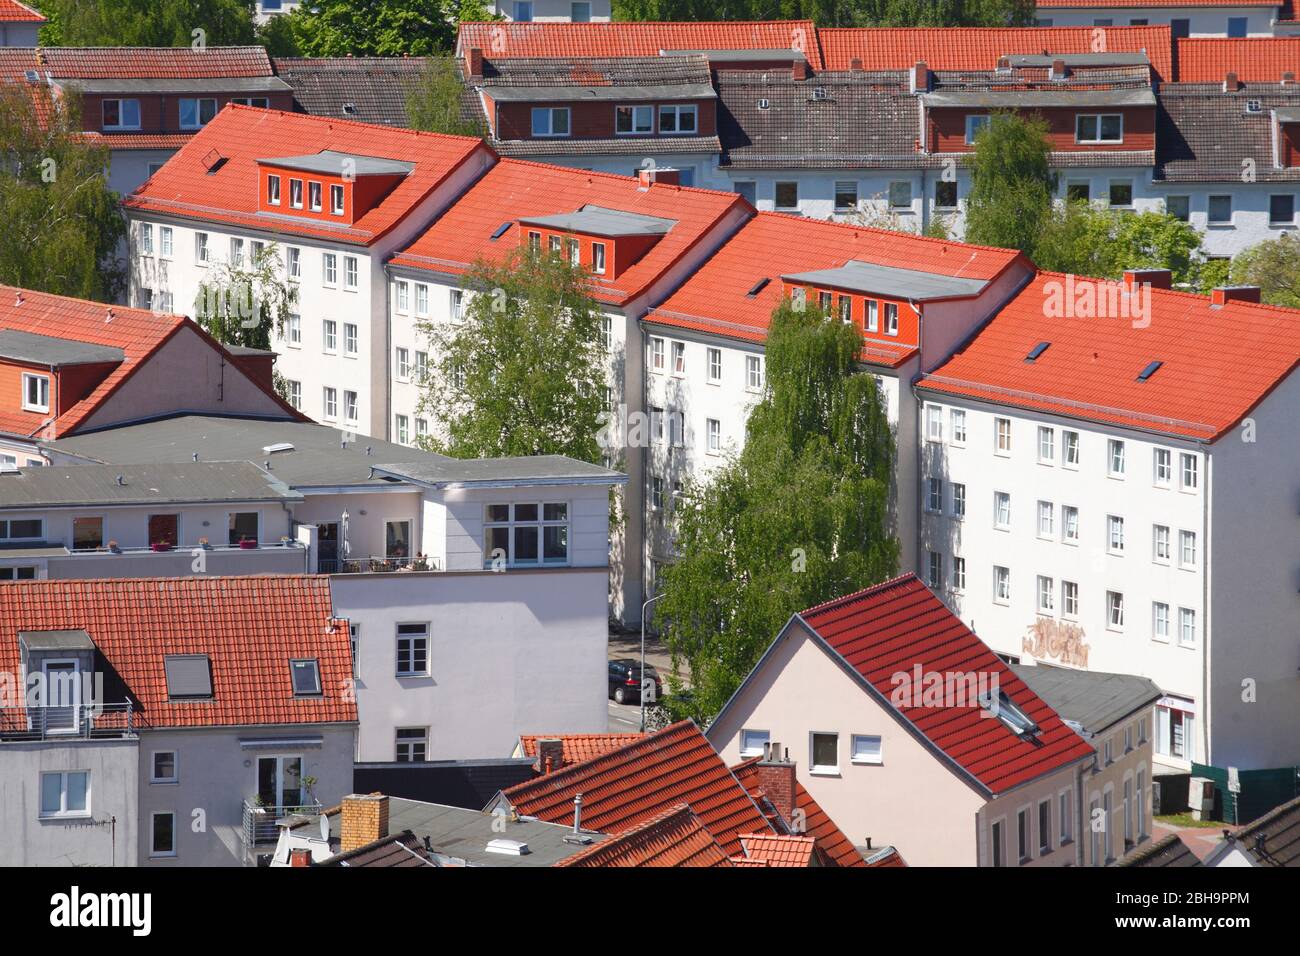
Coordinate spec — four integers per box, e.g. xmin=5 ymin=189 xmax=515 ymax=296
xmin=280 ymin=535 xmax=293 ymax=547
xmin=198 ymin=536 xmax=211 ymax=550
xmin=150 ymin=540 xmax=172 ymax=553
xmin=107 ymin=539 xmax=121 ymax=554
xmin=238 ymin=537 xmax=257 ymax=550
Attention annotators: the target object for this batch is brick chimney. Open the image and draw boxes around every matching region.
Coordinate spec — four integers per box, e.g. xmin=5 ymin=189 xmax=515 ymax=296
xmin=1224 ymin=72 xmax=1241 ymax=92
xmin=1123 ymin=268 xmax=1172 ymax=291
xmin=467 ymin=47 xmax=484 ymax=78
xmin=1283 ymin=71 xmax=1295 ymax=86
xmin=910 ymin=61 xmax=930 ymax=93
xmin=850 ymin=57 xmax=863 ymax=72
xmin=1211 ymin=286 xmax=1261 ymax=306
xmin=755 ymin=743 xmax=797 ymax=824
xmin=535 ymin=737 xmax=564 ymax=774
xmin=637 ymin=166 xmax=679 ymax=189
xmin=1050 ymin=58 xmax=1067 ymax=80
xmin=340 ymin=793 xmax=389 ymax=853
xmin=792 ymin=59 xmax=808 ymax=81
xmin=289 ymin=848 xmax=312 ymax=867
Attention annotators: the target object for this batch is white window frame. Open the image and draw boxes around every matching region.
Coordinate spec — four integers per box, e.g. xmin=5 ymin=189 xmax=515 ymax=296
xmin=150 ymin=811 xmax=177 ymax=858
xmin=1076 ymin=113 xmax=1123 ymax=144
xmin=851 ymin=734 xmax=883 ymax=766
xmin=396 ymin=622 xmax=430 ymax=677
xmin=531 ymin=107 xmax=570 ymax=137
xmin=39 ymin=770 xmax=90 ymax=819
xmin=739 ymin=728 xmax=770 ymax=757
xmin=21 ymin=373 xmax=50 ymax=413
xmin=150 ymin=750 xmax=179 ymax=784
xmin=809 ymin=731 xmax=840 ymax=776
xmin=659 ymin=104 xmax=698 ymax=135
xmin=615 ymin=104 xmax=654 ymax=135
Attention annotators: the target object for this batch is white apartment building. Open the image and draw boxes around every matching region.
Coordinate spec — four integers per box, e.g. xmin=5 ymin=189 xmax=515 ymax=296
xmin=915 ymin=272 xmax=1300 ymax=799
xmin=1033 ymin=1 xmax=1281 ymax=36
xmin=492 ymin=0 xmax=611 ymax=21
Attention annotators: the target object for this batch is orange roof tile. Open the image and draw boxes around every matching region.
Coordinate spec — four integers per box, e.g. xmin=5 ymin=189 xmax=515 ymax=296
xmin=125 ymin=105 xmax=490 ymax=247
xmin=917 ymin=273 xmax=1300 ymax=441
xmin=0 ymin=0 xmax=45 ymax=21
xmin=83 ymin=132 xmax=193 ymax=151
xmin=865 ymin=846 xmax=908 ymax=867
xmin=820 ymin=26 xmax=1174 ymax=81
xmin=0 ymin=576 xmax=357 ymax=730
xmin=1041 ymin=0 xmax=1268 ymax=4
xmin=458 ymin=20 xmax=824 ymax=70
xmin=37 ymin=46 xmax=274 ymax=78
xmin=519 ymin=733 xmax=646 ymax=769
xmin=502 ymin=720 xmax=772 ymax=857
xmin=738 ymin=832 xmax=816 ymax=866
xmin=555 ymin=804 xmax=734 ymax=867
xmin=730 ymin=756 xmax=867 ymax=868
xmin=389 ymin=158 xmax=747 ymax=306
xmin=797 ymin=574 xmax=1095 ymax=795
xmin=649 ymin=211 xmax=1026 ymax=358
xmin=1175 ymin=37 xmax=1300 ymax=83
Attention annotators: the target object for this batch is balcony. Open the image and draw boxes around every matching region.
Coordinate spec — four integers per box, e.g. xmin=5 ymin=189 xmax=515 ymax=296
xmin=0 ymin=702 xmax=137 ymax=742
xmin=319 ymin=554 xmax=442 ymax=574
xmin=241 ymin=798 xmax=324 ymax=846
xmin=19 ymin=540 xmax=311 ymax=579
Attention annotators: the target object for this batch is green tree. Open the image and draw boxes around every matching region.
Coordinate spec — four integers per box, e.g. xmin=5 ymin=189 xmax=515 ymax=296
xmin=282 ymin=0 xmax=455 ymax=57
xmin=1033 ymin=203 xmax=1205 ymax=286
xmin=193 ymin=244 xmax=296 ymax=351
xmin=963 ymin=112 xmax=1055 ymax=257
xmin=406 ymin=58 xmax=484 ymax=137
xmin=657 ymin=301 xmax=898 ymax=723
xmin=0 ymin=85 xmax=125 ymax=300
xmin=1229 ymin=233 xmax=1300 ymax=309
xmin=37 ymin=0 xmax=257 ymax=46
xmin=614 ymin=0 xmax=1033 ymax=26
xmin=415 ymin=248 xmax=607 ymax=461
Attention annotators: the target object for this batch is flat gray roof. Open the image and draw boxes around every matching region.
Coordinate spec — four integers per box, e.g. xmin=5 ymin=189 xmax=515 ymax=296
xmin=374 ymin=456 xmax=626 ymax=489
xmin=19 ymin=629 xmax=94 ymax=651
xmin=1003 ymin=53 xmax=1151 ymax=68
xmin=386 ymin=797 xmax=607 ymax=867
xmin=0 ymin=461 xmax=300 ymax=508
xmin=69 ymin=76 xmax=291 ymax=95
xmin=1277 ymin=107 xmax=1300 ymax=124
xmin=257 ymin=149 xmax=414 ymax=177
xmin=486 ymin=83 xmax=715 ymax=102
xmin=520 ymin=204 xmax=677 ymax=237
xmin=924 ymin=88 xmax=1156 ymax=109
xmin=1009 ymin=664 xmax=1162 ymax=737
xmin=781 ymin=259 xmax=990 ymax=301
xmin=0 ymin=329 xmax=124 ymax=368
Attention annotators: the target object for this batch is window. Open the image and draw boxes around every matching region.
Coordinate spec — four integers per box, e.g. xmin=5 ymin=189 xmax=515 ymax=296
xmin=951 ymin=483 xmax=966 ymax=518
xmin=1104 ymin=738 xmax=1113 ymax=766
xmin=1208 ymin=195 xmax=1233 ymax=225
xmin=138 ymin=288 xmax=154 ymax=311
xmin=659 ymin=104 xmax=697 ymax=133
xmin=21 ymin=373 xmax=49 ymax=412
xmin=1180 ymin=453 xmax=1198 ymax=491
xmin=1062 ymin=580 xmax=1079 ymax=618
xmin=195 ymin=232 xmax=210 ymax=263
xmin=953 ymin=557 xmax=966 ymax=591
xmin=102 ymin=98 xmax=141 ymax=130
xmin=1227 ymin=16 xmax=1247 ymax=37
xmin=926 ymin=477 xmax=943 ymax=513
xmin=286 ymin=313 xmax=301 ymax=347
xmin=707 ymin=418 xmax=721 ymax=454
xmin=1137 ymin=769 xmax=1147 ymax=840
xmin=322 ymin=387 xmax=337 ymax=420
xmin=531 ymin=107 xmax=570 ymax=137
xmin=650 ymin=476 xmax=664 ymax=512
xmin=323 ymin=253 xmax=337 ymax=286
xmin=230 ymin=97 xmax=269 ymax=108
xmin=888 ymin=181 xmax=912 ymax=209
xmin=396 ymin=728 xmax=428 ymax=762
xmin=707 ymin=347 xmax=722 ymax=383
xmin=343 ymin=256 xmax=358 ymax=290
xmin=1067 ymin=181 xmax=1091 ymax=203
xmin=414 ymin=351 xmax=429 ymax=382
xmin=1076 ymin=113 xmax=1122 ymax=143
xmin=1108 ymin=439 xmax=1125 ymax=476
xmin=934 ymin=180 xmax=958 ymax=209
xmin=746 ymin=355 xmax=763 ymax=391
xmin=672 ymin=341 xmax=685 ymax=375
xmin=592 ymin=243 xmax=606 ymax=275
xmin=1039 ymin=801 xmax=1052 ymax=855
xmin=343 ymin=323 xmax=358 ymax=356
xmin=1060 ymin=791 xmax=1072 ymax=844
xmin=991 ymin=820 xmax=1005 ymax=867
xmin=1037 ymin=426 xmax=1055 ymax=462
xmin=483 ymin=502 xmax=569 ymax=567
xmin=834 ymin=180 xmax=858 ymax=211
xmin=72 ymin=516 xmax=103 ymax=550
xmin=884 ymin=303 xmax=899 ymax=335
xmin=965 ymin=114 xmax=991 ymax=144
xmin=1037 ymin=575 xmax=1055 ymax=613
xmin=994 ymin=566 xmax=1010 ymax=603
xmin=1179 ymin=530 xmax=1197 ymax=568
xmin=343 ymin=390 xmax=358 ymax=424
xmin=179 ymin=97 xmax=217 ymax=129
xmin=396 ymin=623 xmax=429 ymax=676
xmin=266 ymin=174 xmax=282 ymax=206
xmin=286 ymin=380 xmax=301 ymax=410
xmin=1107 ymin=591 xmax=1125 ymax=630
xmin=40 ymin=771 xmax=89 ymax=818
xmin=1037 ymin=500 xmax=1054 ymax=537
xmin=1153 ymin=448 xmax=1172 ymax=485
xmin=228 ymin=511 xmax=258 ymax=546
xmin=1263 ymin=192 xmax=1297 ymax=227
xmin=305 ymin=181 xmax=321 ymax=212
xmin=1124 ymin=725 xmax=1133 ymax=754
xmin=740 ymin=729 xmax=770 ymax=757
xmin=415 ymin=418 xmax=428 ymax=441
xmin=774 ymin=181 xmax=798 ymax=210
xmin=810 ymin=732 xmax=839 ymax=773
xmin=1165 ymin=195 xmax=1190 ymax=222
xmin=994 ymin=491 xmax=1012 ymax=529
xmin=616 ymin=105 xmax=653 ymax=134
xmin=513 ymin=0 xmax=532 ymax=19
xmin=228 ymin=237 xmax=245 ymax=267
xmin=290 ymin=659 xmax=321 ymax=696
xmin=151 ymin=751 xmax=178 ymax=784
xmin=1152 ymin=524 xmax=1171 ymax=562
xmin=331 ymin=184 xmax=345 ymax=216
xmin=1108 ymin=180 xmax=1133 ymax=207
xmin=1107 ymin=515 xmax=1125 ymax=554
xmin=1153 ymin=602 xmax=1170 ymax=642
xmin=733 ymin=181 xmax=757 ymax=204
xmin=571 ymin=1 xmax=591 ymax=21
xmin=925 ymin=405 xmax=943 ymax=442
xmin=140 ymin=222 xmax=154 ymax=256
xmin=151 ymin=812 xmax=176 ymax=857
xmin=415 ymin=284 xmax=429 ymax=317
xmin=951 ymin=408 xmax=967 ymax=444
xmin=650 ymin=337 xmax=665 ymax=372
xmin=1017 ymin=808 xmax=1031 ymax=862
xmin=396 ymin=347 xmax=410 ymax=380
xmin=995 ymin=417 xmax=1011 ymax=454
xmin=851 ymin=735 xmax=883 ymax=765
xmin=1156 ymin=700 xmax=1195 ymax=759
xmin=928 ymin=550 xmax=944 ymax=589
xmin=323 ymin=319 xmax=337 ymax=353
xmin=286 ymin=247 xmax=301 ymax=279
xmin=1178 ymin=607 xmax=1196 ymax=647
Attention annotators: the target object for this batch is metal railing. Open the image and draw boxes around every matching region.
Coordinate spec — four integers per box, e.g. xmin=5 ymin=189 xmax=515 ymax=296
xmin=242 ymin=798 xmax=323 ymax=846
xmin=319 ymin=555 xmax=441 ymax=574
xmin=68 ymin=540 xmax=305 ymax=555
xmin=0 ymin=702 xmax=136 ymax=741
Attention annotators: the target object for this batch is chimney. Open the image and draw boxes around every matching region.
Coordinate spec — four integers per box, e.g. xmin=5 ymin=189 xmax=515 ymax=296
xmin=1283 ymin=71 xmax=1295 ymax=86
xmin=289 ymin=848 xmax=312 ymax=867
xmin=1050 ymin=58 xmax=1067 ymax=80
xmin=1224 ymin=72 xmax=1241 ymax=93
xmin=340 ymin=793 xmax=389 ymax=853
xmin=1123 ymin=268 xmax=1172 ymax=291
xmin=909 ymin=60 xmax=930 ymax=94
xmin=1211 ymin=286 xmax=1261 ymax=306
xmin=535 ymin=737 xmax=564 ymax=774
xmin=792 ymin=59 xmax=808 ymax=81
xmin=756 ymin=744 xmax=797 ymax=824
xmin=637 ymin=166 xmax=679 ymax=189
xmin=467 ymin=47 xmax=484 ymax=78
xmin=850 ymin=57 xmax=863 ymax=72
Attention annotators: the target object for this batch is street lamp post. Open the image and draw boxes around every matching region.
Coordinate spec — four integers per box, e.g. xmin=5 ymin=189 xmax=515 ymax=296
xmin=640 ymin=591 xmax=666 ymax=732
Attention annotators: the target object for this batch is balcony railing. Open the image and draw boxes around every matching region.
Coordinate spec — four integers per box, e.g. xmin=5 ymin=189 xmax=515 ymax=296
xmin=67 ymin=540 xmax=305 ymax=555
xmin=242 ymin=798 xmax=323 ymax=846
xmin=0 ymin=702 xmax=136 ymax=742
xmin=319 ymin=555 xmax=441 ymax=574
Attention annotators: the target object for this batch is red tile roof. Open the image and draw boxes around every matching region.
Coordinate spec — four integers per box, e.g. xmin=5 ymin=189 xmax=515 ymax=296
xmin=36 ymin=46 xmax=274 ymax=78
xmin=865 ymin=846 xmax=908 ymax=867
xmin=83 ymin=132 xmax=193 ymax=151
xmin=554 ymin=804 xmax=735 ymax=867
xmin=389 ymin=158 xmax=747 ymax=306
xmin=917 ymin=272 xmax=1300 ymax=441
xmin=125 ymin=105 xmax=490 ymax=247
xmin=0 ymin=0 xmax=45 ymax=21
xmin=797 ymin=574 xmax=1095 ymax=795
xmin=519 ymin=733 xmax=646 ymax=770
xmin=820 ymin=26 xmax=1174 ymax=81
xmin=458 ymin=20 xmax=824 ymax=70
xmin=1175 ymin=38 xmax=1300 ymax=83
xmin=501 ymin=720 xmax=772 ymax=857
xmin=0 ymin=576 xmax=357 ymax=730
xmin=738 ymin=832 xmax=816 ymax=866
xmin=1040 ymin=0 xmax=1269 ymax=4
xmin=730 ymin=756 xmax=867 ymax=867
xmin=648 ymin=211 xmax=1026 ymax=360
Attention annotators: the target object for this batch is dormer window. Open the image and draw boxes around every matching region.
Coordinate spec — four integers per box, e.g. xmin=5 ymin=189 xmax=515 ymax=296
xmin=1076 ymin=113 xmax=1123 ymax=144
xmin=531 ymin=107 xmax=570 ymax=138
xmin=567 ymin=237 xmax=580 ymax=266
xmin=267 ymin=175 xmax=281 ymax=206
xmin=330 ymin=184 xmax=345 ymax=216
xmin=528 ymin=231 xmax=541 ymax=253
xmin=616 ymin=105 xmax=653 ymax=135
xmin=309 ymin=182 xmax=322 ymax=212
xmin=290 ymin=179 xmax=303 ymax=209
xmin=22 ymin=373 xmax=49 ymax=413
xmin=659 ymin=105 xmax=697 ymax=134
xmin=592 ymin=242 xmax=607 ymax=275
xmin=179 ymin=98 xmax=217 ymax=130
xmin=102 ymin=99 xmax=141 ymax=131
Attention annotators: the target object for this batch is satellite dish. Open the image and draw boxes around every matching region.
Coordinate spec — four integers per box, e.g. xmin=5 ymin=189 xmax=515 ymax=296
xmin=320 ymin=813 xmax=330 ymax=841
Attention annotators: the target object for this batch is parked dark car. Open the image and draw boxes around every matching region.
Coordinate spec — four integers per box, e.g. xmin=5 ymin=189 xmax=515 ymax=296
xmin=608 ymin=658 xmax=661 ymax=705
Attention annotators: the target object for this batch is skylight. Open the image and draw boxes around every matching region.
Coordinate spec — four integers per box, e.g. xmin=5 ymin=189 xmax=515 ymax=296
xmin=490 ymin=222 xmax=513 ymax=241
xmin=290 ymin=658 xmax=322 ymax=697
xmin=1136 ymin=360 xmax=1163 ymax=381
xmin=746 ymin=277 xmax=771 ymax=297
xmin=164 ymin=654 xmax=213 ymax=700
xmin=1025 ymin=341 xmax=1051 ymax=362
xmin=980 ymin=688 xmax=1039 ymax=737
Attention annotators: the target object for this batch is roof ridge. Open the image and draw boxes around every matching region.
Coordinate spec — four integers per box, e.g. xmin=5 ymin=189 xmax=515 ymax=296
xmin=800 ymin=571 xmax=921 ymax=617
xmin=221 ymin=102 xmax=485 ymax=147
xmin=496 ymin=156 xmax=754 ymax=200
xmin=0 ymin=283 xmax=185 ymax=325
xmin=1032 ymin=270 xmax=1300 ymax=316
xmin=752 ymin=209 xmax=1022 ymax=258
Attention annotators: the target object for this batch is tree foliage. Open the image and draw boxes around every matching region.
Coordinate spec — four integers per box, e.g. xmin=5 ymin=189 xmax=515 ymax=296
xmin=278 ymin=0 xmax=456 ymax=57
xmin=657 ymin=301 xmax=898 ymax=723
xmin=415 ymin=248 xmax=607 ymax=461
xmin=963 ymin=111 xmax=1055 ymax=256
xmin=193 ymin=244 xmax=296 ymax=350
xmin=1229 ymin=232 xmax=1300 ymax=309
xmin=0 ymin=85 xmax=125 ymax=300
xmin=406 ymin=58 xmax=484 ymax=137
xmin=1033 ymin=202 xmax=1206 ymax=286
xmin=37 ymin=0 xmax=257 ymax=46
xmin=613 ymin=0 xmax=1033 ymax=26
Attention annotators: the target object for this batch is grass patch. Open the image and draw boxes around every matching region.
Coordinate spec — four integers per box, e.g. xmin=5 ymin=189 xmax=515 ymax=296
xmin=1155 ymin=813 xmax=1224 ymax=829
